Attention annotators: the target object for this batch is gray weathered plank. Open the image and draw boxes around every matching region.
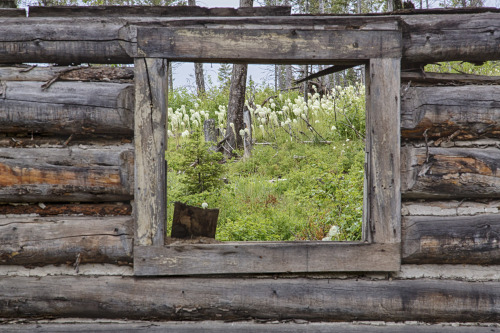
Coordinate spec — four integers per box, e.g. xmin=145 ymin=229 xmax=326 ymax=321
xmin=364 ymin=58 xmax=401 ymax=243
xmin=0 ymin=216 xmax=133 ymax=265
xmin=1 ymin=276 xmax=500 ymax=322
xmin=401 ymin=147 xmax=500 ymax=199
xmin=134 ymin=58 xmax=167 ymax=246
xmin=402 ymin=214 xmax=500 ymax=264
xmin=27 ymin=5 xmax=292 ymax=17
xmin=134 ymin=242 xmax=400 ymax=276
xmin=2 ymin=321 xmax=498 ymax=332
xmin=401 ymin=85 xmax=500 ymax=141
xmin=137 ymin=28 xmax=402 ymax=63
xmin=0 ymin=146 xmax=134 ymax=202
xmin=0 ymin=81 xmax=133 ymax=135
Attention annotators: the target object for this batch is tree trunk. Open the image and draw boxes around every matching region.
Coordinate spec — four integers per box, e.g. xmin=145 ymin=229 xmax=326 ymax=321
xmin=224 ymin=0 xmax=253 ymax=157
xmin=188 ymin=0 xmax=206 ymax=95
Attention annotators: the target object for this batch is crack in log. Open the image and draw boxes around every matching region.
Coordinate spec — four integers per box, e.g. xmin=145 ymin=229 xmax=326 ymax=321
xmin=27 ymin=233 xmax=132 ymax=242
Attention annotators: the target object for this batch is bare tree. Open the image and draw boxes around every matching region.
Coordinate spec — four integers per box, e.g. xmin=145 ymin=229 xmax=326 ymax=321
xmin=224 ymin=0 xmax=253 ymax=157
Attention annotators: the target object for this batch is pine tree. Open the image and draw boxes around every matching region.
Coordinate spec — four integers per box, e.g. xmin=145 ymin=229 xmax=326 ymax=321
xmin=180 ymin=129 xmax=225 ymax=194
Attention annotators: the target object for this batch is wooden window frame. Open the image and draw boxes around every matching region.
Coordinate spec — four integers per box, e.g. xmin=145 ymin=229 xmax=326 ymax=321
xmin=133 ymin=20 xmax=402 ymax=276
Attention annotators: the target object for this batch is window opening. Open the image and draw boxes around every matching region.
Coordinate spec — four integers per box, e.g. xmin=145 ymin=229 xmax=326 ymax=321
xmin=165 ymin=63 xmax=367 ymax=243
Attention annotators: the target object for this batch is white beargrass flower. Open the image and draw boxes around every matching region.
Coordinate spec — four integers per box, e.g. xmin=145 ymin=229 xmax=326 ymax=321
xmin=201 ymin=202 xmax=208 ymax=209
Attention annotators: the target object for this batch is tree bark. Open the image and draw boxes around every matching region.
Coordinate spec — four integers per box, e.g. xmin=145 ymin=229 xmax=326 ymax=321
xmin=224 ymin=0 xmax=253 ymax=157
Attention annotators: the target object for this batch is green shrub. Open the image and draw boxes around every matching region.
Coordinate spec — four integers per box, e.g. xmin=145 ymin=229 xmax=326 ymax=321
xmin=178 ymin=128 xmax=225 ymax=195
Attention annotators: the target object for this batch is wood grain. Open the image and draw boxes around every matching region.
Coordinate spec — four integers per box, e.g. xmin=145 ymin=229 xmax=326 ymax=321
xmin=27 ymin=5 xmax=292 ymax=17
xmin=134 ymin=58 xmax=167 ymax=246
xmin=137 ymin=28 xmax=402 ymax=64
xmin=402 ymin=214 xmax=500 ymax=264
xmin=0 ymin=216 xmax=133 ymax=265
xmin=1 ymin=13 xmax=500 ymax=64
xmin=0 ymin=202 xmax=132 ymax=216
xmin=403 ymin=13 xmax=500 ymax=63
xmin=0 ymin=146 xmax=134 ymax=202
xmin=401 ymin=85 xmax=500 ymax=140
xmin=364 ymin=58 xmax=401 ymax=243
xmin=401 ymin=147 xmax=500 ymax=199
xmin=1 ymin=276 xmax=500 ymax=322
xmin=0 ymin=66 xmax=133 ymax=82
xmin=134 ymin=242 xmax=400 ymax=276
xmin=2 ymin=321 xmax=498 ymax=332
xmin=0 ymin=81 xmax=134 ymax=136
xmin=401 ymin=71 xmax=500 ymax=86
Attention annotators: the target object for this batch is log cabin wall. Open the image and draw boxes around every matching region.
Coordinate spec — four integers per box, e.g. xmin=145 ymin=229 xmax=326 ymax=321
xmin=1 ymin=6 xmax=500 ymax=330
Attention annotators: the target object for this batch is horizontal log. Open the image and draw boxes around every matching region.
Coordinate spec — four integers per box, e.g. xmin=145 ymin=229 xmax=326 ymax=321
xmin=2 ymin=321 xmax=498 ymax=332
xmin=0 ymin=202 xmax=132 ymax=216
xmin=0 ymin=81 xmax=133 ymax=135
xmin=402 ymin=214 xmax=500 ymax=264
xmin=0 ymin=17 xmax=133 ymax=64
xmin=0 ymin=66 xmax=133 ymax=82
xmin=0 ymin=146 xmax=134 ymax=202
xmin=403 ymin=13 xmax=500 ymax=63
xmin=2 ymin=13 xmax=500 ymax=64
xmin=28 ymin=5 xmax=291 ymax=17
xmin=0 ymin=216 xmax=133 ymax=265
xmin=1 ymin=276 xmax=500 ymax=322
xmin=401 ymin=71 xmax=500 ymax=86
xmin=401 ymin=85 xmax=500 ymax=140
xmin=402 ymin=200 xmax=500 ymax=216
xmin=137 ymin=27 xmax=401 ymax=63
xmin=401 ymin=147 xmax=500 ymax=199
xmin=0 ymin=137 xmax=131 ymax=148
xmin=134 ymin=242 xmax=400 ymax=276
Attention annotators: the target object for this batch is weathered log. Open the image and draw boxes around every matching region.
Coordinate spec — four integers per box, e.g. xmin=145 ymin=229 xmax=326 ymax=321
xmin=0 ymin=202 xmax=132 ymax=216
xmin=363 ymin=58 xmax=401 ymax=243
xmin=2 ymin=321 xmax=498 ymax=332
xmin=0 ymin=216 xmax=133 ymax=265
xmin=0 ymin=137 xmax=131 ymax=148
xmin=28 ymin=5 xmax=292 ymax=17
xmin=402 ymin=13 xmax=500 ymax=64
xmin=401 ymin=85 xmax=500 ymax=141
xmin=0 ymin=81 xmax=133 ymax=135
xmin=401 ymin=147 xmax=500 ymax=199
xmin=134 ymin=243 xmax=400 ymax=276
xmin=1 ymin=276 xmax=500 ymax=322
xmin=0 ymin=17 xmax=132 ymax=64
xmin=401 ymin=71 xmax=500 ymax=86
xmin=402 ymin=214 xmax=500 ymax=264
xmin=0 ymin=66 xmax=134 ymax=82
xmin=136 ymin=27 xmax=401 ymax=64
xmin=0 ymin=146 xmax=134 ymax=202
xmin=134 ymin=58 xmax=167 ymax=247
xmin=2 ymin=13 xmax=500 ymax=64
xmin=402 ymin=200 xmax=500 ymax=216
